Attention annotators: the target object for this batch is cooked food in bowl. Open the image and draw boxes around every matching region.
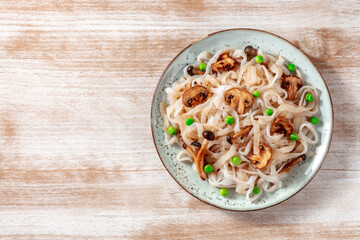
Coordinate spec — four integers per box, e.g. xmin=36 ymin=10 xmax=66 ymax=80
xmin=160 ymin=46 xmax=319 ymax=201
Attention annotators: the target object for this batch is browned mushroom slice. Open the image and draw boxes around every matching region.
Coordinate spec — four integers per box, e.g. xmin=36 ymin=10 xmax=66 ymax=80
xmin=182 ymin=86 xmax=208 ymax=107
xmin=224 ymin=88 xmax=254 ymax=114
xmin=219 ymin=53 xmax=230 ymax=60
xmin=270 ymin=117 xmax=293 ymax=136
xmin=187 ymin=66 xmax=205 ymax=76
xmin=281 ymin=76 xmax=303 ymax=100
xmin=211 ymin=53 xmax=236 ymax=72
xmin=232 ymin=126 xmax=253 ymax=139
xmin=195 ymin=130 xmax=215 ymax=180
xmin=279 ymin=155 xmax=306 ymax=174
xmin=248 ymin=143 xmax=272 ymax=169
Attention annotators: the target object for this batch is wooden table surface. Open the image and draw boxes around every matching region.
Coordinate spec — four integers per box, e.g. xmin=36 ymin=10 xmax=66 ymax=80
xmin=0 ymin=0 xmax=359 ymax=239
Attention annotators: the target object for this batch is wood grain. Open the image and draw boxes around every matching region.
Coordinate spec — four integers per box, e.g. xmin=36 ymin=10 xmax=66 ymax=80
xmin=0 ymin=0 xmax=359 ymax=239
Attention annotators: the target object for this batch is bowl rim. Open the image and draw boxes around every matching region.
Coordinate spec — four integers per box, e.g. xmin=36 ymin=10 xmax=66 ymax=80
xmin=150 ymin=28 xmax=334 ymax=211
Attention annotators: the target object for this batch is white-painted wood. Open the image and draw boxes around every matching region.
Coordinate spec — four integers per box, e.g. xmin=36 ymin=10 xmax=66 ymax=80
xmin=0 ymin=0 xmax=359 ymax=239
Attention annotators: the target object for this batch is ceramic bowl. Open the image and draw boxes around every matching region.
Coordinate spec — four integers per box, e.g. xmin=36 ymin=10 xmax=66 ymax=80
xmin=151 ymin=29 xmax=333 ymax=211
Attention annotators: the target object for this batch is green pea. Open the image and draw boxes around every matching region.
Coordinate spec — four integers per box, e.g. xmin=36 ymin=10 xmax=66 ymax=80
xmin=305 ymin=93 xmax=314 ymax=102
xmin=232 ymin=156 xmax=241 ymax=165
xmin=287 ymin=63 xmax=296 ymax=72
xmin=265 ymin=108 xmax=273 ymax=116
xmin=167 ymin=126 xmax=177 ymax=135
xmin=225 ymin=115 xmax=235 ymax=125
xmin=310 ymin=117 xmax=319 ymax=125
xmin=252 ymin=186 xmax=260 ymax=195
xmin=204 ymin=164 xmax=213 ymax=173
xmin=290 ymin=132 xmax=298 ymax=141
xmin=255 ymin=55 xmax=264 ymax=63
xmin=185 ymin=117 xmax=194 ymax=126
xmin=199 ymin=63 xmax=207 ymax=71
xmin=253 ymin=90 xmax=260 ymax=98
xmin=219 ymin=188 xmax=229 ymax=197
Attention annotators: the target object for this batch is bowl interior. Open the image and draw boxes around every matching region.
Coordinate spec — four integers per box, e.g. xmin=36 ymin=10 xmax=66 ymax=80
xmin=151 ymin=29 xmax=333 ymax=211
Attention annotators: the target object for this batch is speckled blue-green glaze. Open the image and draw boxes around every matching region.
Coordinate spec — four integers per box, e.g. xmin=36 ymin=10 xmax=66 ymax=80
xmin=151 ymin=29 xmax=333 ymax=211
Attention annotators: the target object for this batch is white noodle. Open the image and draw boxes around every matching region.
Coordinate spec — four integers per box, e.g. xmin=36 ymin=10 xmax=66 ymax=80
xmin=161 ymin=48 xmax=319 ymax=202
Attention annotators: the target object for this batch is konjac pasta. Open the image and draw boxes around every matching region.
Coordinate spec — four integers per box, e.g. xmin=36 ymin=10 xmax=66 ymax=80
xmin=161 ymin=45 xmax=319 ymax=201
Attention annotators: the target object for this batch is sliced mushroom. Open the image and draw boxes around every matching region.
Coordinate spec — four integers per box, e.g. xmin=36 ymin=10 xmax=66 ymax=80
xmin=195 ymin=130 xmax=215 ymax=180
xmin=281 ymin=76 xmax=303 ymax=100
xmin=279 ymin=155 xmax=306 ymax=174
xmin=224 ymin=88 xmax=254 ymax=114
xmin=219 ymin=53 xmax=230 ymax=61
xmin=232 ymin=126 xmax=253 ymax=139
xmin=182 ymin=86 xmax=208 ymax=107
xmin=211 ymin=53 xmax=236 ymax=72
xmin=248 ymin=143 xmax=272 ymax=169
xmin=187 ymin=65 xmax=205 ymax=76
xmin=270 ymin=117 xmax=293 ymax=136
